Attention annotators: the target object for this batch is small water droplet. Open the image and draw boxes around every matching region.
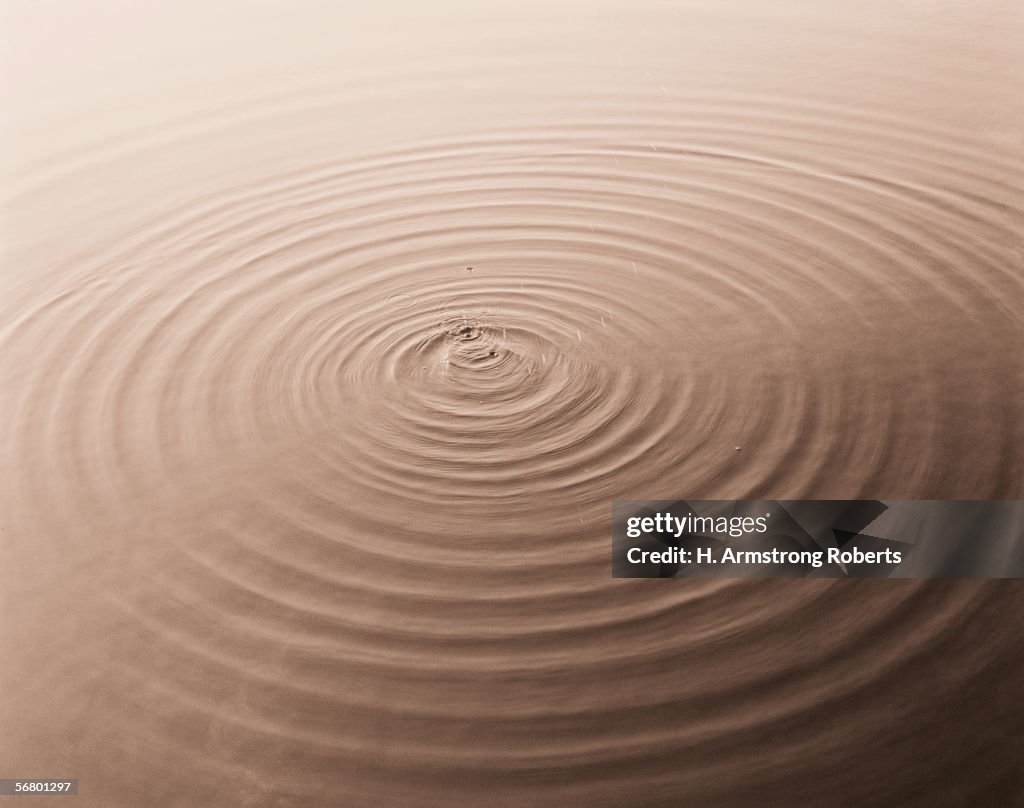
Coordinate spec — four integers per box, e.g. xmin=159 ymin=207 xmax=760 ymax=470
xmin=387 ymin=292 xmax=417 ymax=309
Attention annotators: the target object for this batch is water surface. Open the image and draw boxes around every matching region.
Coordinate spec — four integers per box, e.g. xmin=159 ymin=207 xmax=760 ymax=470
xmin=2 ymin=1 xmax=1022 ymax=805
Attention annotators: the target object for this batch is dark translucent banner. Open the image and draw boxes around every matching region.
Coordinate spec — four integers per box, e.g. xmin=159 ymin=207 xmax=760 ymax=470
xmin=612 ymin=501 xmax=1024 ymax=578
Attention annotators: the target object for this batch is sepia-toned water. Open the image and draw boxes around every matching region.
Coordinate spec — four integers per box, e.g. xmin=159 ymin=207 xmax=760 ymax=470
xmin=2 ymin=1 xmax=1023 ymax=805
